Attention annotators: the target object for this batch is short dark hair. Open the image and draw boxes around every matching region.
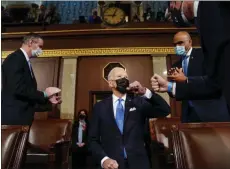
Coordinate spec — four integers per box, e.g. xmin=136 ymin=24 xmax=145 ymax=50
xmin=22 ymin=32 xmax=43 ymax=44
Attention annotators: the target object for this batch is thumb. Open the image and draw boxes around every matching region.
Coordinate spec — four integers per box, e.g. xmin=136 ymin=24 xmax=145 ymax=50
xmin=153 ymin=73 xmax=161 ymax=79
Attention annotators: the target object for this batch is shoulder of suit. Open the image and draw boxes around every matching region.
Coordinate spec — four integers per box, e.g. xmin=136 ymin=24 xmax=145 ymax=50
xmin=4 ymin=49 xmax=24 ymax=61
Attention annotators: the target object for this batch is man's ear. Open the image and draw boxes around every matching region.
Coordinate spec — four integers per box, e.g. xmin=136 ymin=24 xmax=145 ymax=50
xmin=108 ymin=80 xmax=115 ymax=88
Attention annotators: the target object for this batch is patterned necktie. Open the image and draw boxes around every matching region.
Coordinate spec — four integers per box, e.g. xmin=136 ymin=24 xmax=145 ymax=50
xmin=115 ymin=98 xmax=127 ymax=158
xmin=28 ymin=60 xmax=33 ymax=78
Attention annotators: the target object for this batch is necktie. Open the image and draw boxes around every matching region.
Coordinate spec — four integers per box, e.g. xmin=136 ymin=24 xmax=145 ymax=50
xmin=182 ymin=56 xmax=193 ymax=106
xmin=182 ymin=56 xmax=188 ymax=76
xmin=28 ymin=60 xmax=33 ymax=78
xmin=115 ymin=99 xmax=127 ymax=158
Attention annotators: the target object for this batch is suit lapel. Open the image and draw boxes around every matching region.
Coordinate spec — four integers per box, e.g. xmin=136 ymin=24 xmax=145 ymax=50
xmin=124 ymin=96 xmax=133 ymax=124
xmin=187 ymin=49 xmax=195 ymax=76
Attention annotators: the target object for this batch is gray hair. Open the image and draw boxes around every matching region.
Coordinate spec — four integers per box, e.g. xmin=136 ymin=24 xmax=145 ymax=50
xmin=22 ymin=32 xmax=43 ymax=44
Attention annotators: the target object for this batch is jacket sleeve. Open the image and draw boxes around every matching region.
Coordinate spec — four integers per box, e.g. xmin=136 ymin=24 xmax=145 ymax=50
xmin=175 ymin=76 xmax=222 ymax=100
xmin=3 ymin=53 xmax=47 ymax=104
xmin=88 ymin=103 xmax=107 ymax=164
xmin=141 ymin=92 xmax=170 ymax=118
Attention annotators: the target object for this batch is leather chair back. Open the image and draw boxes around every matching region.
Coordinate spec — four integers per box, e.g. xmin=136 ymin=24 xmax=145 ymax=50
xmin=149 ymin=117 xmax=180 ymax=169
xmin=172 ymin=122 xmax=230 ymax=169
xmin=1 ymin=125 xmax=29 ymax=169
xmin=28 ymin=119 xmax=72 ymax=148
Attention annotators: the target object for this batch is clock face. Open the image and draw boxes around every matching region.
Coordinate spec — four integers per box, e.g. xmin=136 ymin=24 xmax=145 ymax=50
xmin=103 ymin=7 xmax=125 ymax=26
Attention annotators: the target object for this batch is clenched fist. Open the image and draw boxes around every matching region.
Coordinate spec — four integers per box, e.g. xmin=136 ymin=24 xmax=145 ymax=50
xmin=127 ymin=81 xmax=146 ymax=95
xmin=150 ymin=74 xmax=169 ymax=93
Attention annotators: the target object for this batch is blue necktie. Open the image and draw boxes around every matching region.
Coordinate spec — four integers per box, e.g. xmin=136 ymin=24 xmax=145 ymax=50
xmin=182 ymin=56 xmax=193 ymax=106
xmin=115 ymin=99 xmax=127 ymax=159
xmin=28 ymin=60 xmax=33 ymax=78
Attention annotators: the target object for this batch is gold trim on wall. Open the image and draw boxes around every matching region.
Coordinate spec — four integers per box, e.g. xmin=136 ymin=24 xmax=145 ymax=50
xmin=2 ymin=27 xmax=196 ymax=35
xmin=2 ymin=47 xmax=176 ymax=58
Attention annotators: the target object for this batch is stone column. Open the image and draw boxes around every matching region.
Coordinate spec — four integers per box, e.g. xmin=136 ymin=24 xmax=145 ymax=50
xmin=152 ymin=55 xmax=171 ymax=115
xmin=60 ymin=58 xmax=77 ymax=120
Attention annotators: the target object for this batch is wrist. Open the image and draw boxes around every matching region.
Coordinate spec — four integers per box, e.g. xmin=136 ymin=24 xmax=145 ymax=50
xmin=167 ymin=82 xmax=173 ymax=93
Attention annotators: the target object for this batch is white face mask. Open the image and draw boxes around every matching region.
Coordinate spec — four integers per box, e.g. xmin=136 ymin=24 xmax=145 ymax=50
xmin=31 ymin=47 xmax=42 ymax=57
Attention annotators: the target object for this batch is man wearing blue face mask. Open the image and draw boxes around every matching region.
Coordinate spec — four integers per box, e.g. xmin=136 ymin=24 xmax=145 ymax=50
xmin=165 ymin=31 xmax=230 ymax=123
xmin=2 ymin=32 xmax=62 ymax=125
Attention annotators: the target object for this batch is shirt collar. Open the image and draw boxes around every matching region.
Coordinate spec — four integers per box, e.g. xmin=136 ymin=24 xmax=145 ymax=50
xmin=186 ymin=47 xmax=193 ymax=57
xmin=112 ymin=94 xmax=127 ymax=104
xmin=20 ymin=48 xmax=30 ymax=62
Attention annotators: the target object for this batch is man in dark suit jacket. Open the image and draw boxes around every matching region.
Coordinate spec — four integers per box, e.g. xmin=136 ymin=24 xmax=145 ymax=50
xmin=167 ymin=31 xmax=230 ymax=122
xmin=151 ymin=1 xmax=230 ymax=114
xmin=2 ymin=33 xmax=61 ymax=125
xmin=89 ymin=67 xmax=170 ymax=169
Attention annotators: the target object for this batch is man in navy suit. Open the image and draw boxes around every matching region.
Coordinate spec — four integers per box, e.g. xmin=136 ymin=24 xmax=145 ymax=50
xmin=160 ymin=31 xmax=229 ymax=122
xmin=154 ymin=1 xmax=230 ymax=115
xmin=89 ymin=67 xmax=170 ymax=169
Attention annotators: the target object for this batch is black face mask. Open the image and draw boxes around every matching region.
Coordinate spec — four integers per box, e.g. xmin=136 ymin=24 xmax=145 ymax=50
xmin=171 ymin=2 xmax=192 ymax=27
xmin=115 ymin=78 xmax=129 ymax=94
xmin=79 ymin=114 xmax=86 ymax=120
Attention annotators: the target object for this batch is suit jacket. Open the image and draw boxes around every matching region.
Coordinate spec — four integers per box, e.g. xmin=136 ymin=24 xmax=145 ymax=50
xmin=89 ymin=92 xmax=170 ymax=169
xmin=176 ymin=2 xmax=230 ymax=112
xmin=173 ymin=48 xmax=230 ymax=122
xmin=2 ymin=49 xmax=47 ymax=125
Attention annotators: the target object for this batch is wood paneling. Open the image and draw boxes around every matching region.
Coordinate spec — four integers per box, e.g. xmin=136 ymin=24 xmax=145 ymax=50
xmin=30 ymin=57 xmax=62 ymax=118
xmin=75 ymin=55 xmax=153 ymax=117
xmin=2 ymin=23 xmax=200 ymax=51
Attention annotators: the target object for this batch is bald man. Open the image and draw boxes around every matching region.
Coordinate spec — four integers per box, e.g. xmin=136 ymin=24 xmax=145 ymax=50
xmin=167 ymin=1 xmax=230 ymax=115
xmin=89 ymin=67 xmax=170 ymax=169
xmin=166 ymin=31 xmax=229 ymax=123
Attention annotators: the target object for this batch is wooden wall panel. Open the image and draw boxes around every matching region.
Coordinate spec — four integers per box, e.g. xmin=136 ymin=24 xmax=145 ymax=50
xmin=30 ymin=57 xmax=62 ymax=118
xmin=75 ymin=55 xmax=153 ymax=117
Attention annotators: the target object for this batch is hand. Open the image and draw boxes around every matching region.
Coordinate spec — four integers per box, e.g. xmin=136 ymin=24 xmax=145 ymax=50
xmin=167 ymin=68 xmax=187 ymax=82
xmin=150 ymin=74 xmax=169 ymax=93
xmin=127 ymin=81 xmax=146 ymax=95
xmin=102 ymin=158 xmax=119 ymax=169
xmin=49 ymin=95 xmax=62 ymax=104
xmin=45 ymin=87 xmax=61 ymax=97
xmin=77 ymin=143 xmax=85 ymax=147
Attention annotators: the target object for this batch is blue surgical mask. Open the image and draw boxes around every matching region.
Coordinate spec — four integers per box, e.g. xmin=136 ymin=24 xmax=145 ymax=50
xmin=175 ymin=46 xmax=186 ymax=56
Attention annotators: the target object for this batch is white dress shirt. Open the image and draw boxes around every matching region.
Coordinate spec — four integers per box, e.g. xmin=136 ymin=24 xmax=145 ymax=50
xmin=194 ymin=1 xmax=199 ymax=17
xmin=20 ymin=48 xmax=33 ymax=77
xmin=101 ymin=88 xmax=152 ymax=167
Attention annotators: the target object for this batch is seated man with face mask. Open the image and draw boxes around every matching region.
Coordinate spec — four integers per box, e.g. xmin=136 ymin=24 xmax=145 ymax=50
xmin=89 ymin=67 xmax=170 ymax=169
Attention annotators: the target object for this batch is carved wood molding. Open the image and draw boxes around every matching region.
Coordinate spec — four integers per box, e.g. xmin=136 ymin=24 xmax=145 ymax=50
xmin=2 ymin=47 xmax=177 ymax=58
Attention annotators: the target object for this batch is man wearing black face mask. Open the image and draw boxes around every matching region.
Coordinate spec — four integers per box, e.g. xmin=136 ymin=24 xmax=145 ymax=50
xmin=89 ymin=67 xmax=170 ymax=169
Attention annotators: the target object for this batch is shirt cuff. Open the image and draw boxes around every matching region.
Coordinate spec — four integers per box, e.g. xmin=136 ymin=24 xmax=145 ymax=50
xmin=101 ymin=156 xmax=109 ymax=168
xmin=143 ymin=88 xmax=152 ymax=99
xmin=168 ymin=82 xmax=176 ymax=96
xmin=43 ymin=91 xmax=48 ymax=98
xmin=172 ymin=82 xmax=176 ymax=96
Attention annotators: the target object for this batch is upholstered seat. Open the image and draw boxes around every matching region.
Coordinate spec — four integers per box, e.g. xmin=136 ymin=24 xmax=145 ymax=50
xmin=1 ymin=125 xmax=29 ymax=169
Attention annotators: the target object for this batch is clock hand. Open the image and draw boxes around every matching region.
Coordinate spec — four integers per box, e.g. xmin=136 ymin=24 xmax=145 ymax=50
xmin=112 ymin=9 xmax=118 ymax=17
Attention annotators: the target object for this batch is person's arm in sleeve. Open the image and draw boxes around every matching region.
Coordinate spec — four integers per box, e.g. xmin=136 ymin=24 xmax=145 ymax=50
xmin=88 ymin=103 xmax=108 ymax=165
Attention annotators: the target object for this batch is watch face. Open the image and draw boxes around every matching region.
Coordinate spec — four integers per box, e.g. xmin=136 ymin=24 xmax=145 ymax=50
xmin=103 ymin=7 xmax=125 ymax=26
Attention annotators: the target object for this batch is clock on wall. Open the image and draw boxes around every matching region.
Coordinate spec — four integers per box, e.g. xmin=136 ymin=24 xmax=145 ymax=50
xmin=102 ymin=7 xmax=126 ymax=26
